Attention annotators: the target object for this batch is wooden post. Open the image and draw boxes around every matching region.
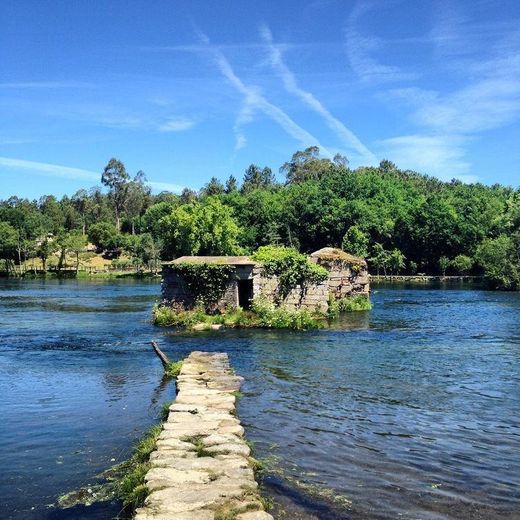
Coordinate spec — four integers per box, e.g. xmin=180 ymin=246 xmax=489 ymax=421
xmin=150 ymin=341 xmax=171 ymax=369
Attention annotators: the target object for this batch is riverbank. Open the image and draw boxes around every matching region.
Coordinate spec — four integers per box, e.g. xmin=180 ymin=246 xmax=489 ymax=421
xmin=370 ymin=274 xmax=483 ymax=283
xmin=0 ymin=269 xmax=160 ymax=280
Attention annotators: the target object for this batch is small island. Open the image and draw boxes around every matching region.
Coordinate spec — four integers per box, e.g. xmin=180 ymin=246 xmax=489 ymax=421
xmin=154 ymin=246 xmax=371 ymax=330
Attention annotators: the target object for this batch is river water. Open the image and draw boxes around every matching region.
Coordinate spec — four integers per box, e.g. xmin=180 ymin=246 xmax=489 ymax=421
xmin=0 ymin=279 xmax=518 ymax=519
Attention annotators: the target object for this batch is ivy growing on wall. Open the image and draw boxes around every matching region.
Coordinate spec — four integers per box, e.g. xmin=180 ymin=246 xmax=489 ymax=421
xmin=172 ymin=262 xmax=235 ymax=307
xmin=252 ymin=245 xmax=328 ymax=298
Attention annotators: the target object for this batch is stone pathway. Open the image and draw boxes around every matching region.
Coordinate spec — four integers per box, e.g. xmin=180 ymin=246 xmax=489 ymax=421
xmin=135 ymin=351 xmax=273 ymax=520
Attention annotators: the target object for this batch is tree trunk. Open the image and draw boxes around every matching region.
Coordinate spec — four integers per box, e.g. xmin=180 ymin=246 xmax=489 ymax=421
xmin=58 ymin=248 xmax=65 ymax=271
xmin=17 ymin=241 xmax=22 ymax=274
xmin=150 ymin=341 xmax=170 ymax=369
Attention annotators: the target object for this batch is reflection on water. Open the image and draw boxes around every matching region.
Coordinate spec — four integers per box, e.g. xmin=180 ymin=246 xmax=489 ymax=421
xmin=0 ymin=279 xmax=519 ymax=519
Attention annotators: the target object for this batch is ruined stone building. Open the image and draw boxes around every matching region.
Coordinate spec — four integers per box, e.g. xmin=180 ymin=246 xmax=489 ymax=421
xmin=161 ymin=247 xmax=369 ymax=313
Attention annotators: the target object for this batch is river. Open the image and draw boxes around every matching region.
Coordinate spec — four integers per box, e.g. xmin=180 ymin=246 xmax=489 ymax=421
xmin=0 ymin=279 xmax=518 ymax=519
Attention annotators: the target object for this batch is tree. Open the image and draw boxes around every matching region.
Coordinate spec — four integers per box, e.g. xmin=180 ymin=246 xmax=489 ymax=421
xmin=370 ymin=243 xmax=390 ymax=275
xmin=280 ymin=146 xmax=333 ymax=184
xmin=62 ymin=231 xmax=87 ymax=273
xmin=125 ymin=233 xmax=162 ymax=273
xmin=101 ymin=158 xmax=130 ymax=231
xmin=159 ymin=197 xmax=241 ymax=258
xmin=333 ymin=153 xmax=349 ymax=168
xmin=88 ymin=222 xmax=119 ymax=251
xmin=180 ymin=188 xmax=197 ymax=204
xmin=475 ymin=235 xmax=519 ymax=290
xmin=37 ymin=237 xmax=58 ymax=271
xmin=0 ymin=222 xmax=19 ymax=273
xmin=39 ymin=195 xmax=65 ymax=234
xmin=241 ymin=165 xmax=275 ymax=193
xmin=341 ymin=225 xmax=369 ymax=257
xmin=202 ymin=177 xmax=225 ymax=197
xmin=125 ymin=170 xmax=151 ymax=234
xmin=388 ymin=248 xmax=406 ymax=274
xmin=379 ymin=159 xmax=397 ymax=173
xmin=451 ymin=254 xmax=473 ymax=275
xmin=141 ymin=201 xmax=178 ymax=239
xmin=71 ymin=189 xmax=89 ymax=235
xmin=225 ymin=175 xmax=238 ymax=193
xmin=439 ymin=256 xmax=450 ymax=276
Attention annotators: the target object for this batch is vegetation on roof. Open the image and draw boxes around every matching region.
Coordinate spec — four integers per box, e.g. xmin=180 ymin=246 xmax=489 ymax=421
xmin=311 ymin=247 xmax=366 ymax=265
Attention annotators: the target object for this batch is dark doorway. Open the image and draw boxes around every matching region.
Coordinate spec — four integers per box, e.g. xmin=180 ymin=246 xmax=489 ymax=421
xmin=238 ymin=279 xmax=253 ymax=309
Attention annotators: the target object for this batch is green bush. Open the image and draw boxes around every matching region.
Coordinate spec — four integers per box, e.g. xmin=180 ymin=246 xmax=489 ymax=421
xmin=337 ymin=295 xmax=372 ymax=312
xmin=251 ymin=297 xmax=322 ymax=330
xmin=451 ymin=254 xmax=473 ymax=274
xmin=476 ymin=235 xmax=519 ymax=290
xmin=328 ymin=294 xmax=371 ymax=318
xmin=154 ymin=298 xmax=324 ymax=330
xmin=252 ymin=245 xmax=328 ymax=298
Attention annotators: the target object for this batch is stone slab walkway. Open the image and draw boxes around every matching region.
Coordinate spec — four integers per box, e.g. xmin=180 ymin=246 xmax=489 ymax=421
xmin=135 ymin=351 xmax=273 ymax=520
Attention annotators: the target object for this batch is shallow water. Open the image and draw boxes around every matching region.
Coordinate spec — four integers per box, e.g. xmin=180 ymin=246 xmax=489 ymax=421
xmin=0 ymin=279 xmax=518 ymax=519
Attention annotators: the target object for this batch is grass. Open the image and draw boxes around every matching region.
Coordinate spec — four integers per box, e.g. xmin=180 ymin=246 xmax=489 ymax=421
xmin=180 ymin=434 xmax=216 ymax=458
xmin=213 ymin=484 xmax=273 ymax=520
xmin=328 ymin=294 xmax=372 ymax=318
xmin=153 ymin=297 xmax=324 ymax=331
xmin=159 ymin=400 xmax=173 ymax=422
xmin=164 ymin=360 xmax=183 ymax=378
xmin=115 ymin=423 xmax=163 ymax=513
xmin=337 ymin=294 xmax=372 ymax=312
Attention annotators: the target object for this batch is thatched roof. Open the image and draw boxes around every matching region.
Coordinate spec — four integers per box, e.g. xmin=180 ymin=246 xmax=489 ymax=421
xmin=165 ymin=256 xmax=257 ymax=266
xmin=310 ymin=247 xmax=366 ymax=265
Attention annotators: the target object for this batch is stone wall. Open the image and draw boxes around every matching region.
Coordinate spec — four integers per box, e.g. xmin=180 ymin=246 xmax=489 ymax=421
xmin=161 ymin=266 xmax=239 ymax=309
xmin=317 ymin=259 xmax=370 ymax=299
xmin=162 ymin=253 xmax=370 ymax=313
xmin=252 ymin=266 xmax=329 ymax=312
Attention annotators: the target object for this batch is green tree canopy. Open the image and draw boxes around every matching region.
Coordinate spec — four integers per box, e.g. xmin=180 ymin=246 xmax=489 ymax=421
xmin=159 ymin=197 xmax=241 ymax=258
xmin=101 ymin=158 xmax=130 ymax=231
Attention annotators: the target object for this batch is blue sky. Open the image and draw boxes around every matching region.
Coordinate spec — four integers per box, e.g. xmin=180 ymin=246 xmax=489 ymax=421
xmin=1 ymin=0 xmax=519 ymax=199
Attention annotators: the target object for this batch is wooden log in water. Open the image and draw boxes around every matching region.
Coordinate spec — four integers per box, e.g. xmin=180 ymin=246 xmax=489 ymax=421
xmin=150 ymin=341 xmax=171 ymax=369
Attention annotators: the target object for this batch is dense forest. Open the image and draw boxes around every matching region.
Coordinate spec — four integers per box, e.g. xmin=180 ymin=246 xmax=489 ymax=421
xmin=0 ymin=147 xmax=518 ymax=289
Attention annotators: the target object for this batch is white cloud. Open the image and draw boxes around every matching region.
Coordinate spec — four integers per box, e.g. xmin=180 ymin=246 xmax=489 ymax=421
xmin=0 ymin=156 xmax=99 ymax=181
xmin=377 ymin=135 xmax=473 ymax=180
xmin=196 ymin=30 xmax=328 ymax=153
xmin=260 ymin=24 xmax=377 ymax=164
xmin=345 ymin=1 xmax=416 ymax=84
xmin=0 ymin=156 xmax=184 ymax=193
xmin=0 ymin=81 xmax=94 ymax=89
xmin=358 ymin=1 xmax=520 ymax=180
xmin=158 ymin=117 xmax=196 ymax=132
xmin=148 ymin=181 xmax=185 ymax=193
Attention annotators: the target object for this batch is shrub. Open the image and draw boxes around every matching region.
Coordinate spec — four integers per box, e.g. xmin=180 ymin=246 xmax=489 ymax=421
xmin=251 ymin=296 xmax=322 ymax=330
xmin=450 ymin=254 xmax=473 ymax=275
xmin=252 ymin=246 xmax=328 ymax=298
xmin=337 ymin=295 xmax=372 ymax=312
xmin=327 ymin=294 xmax=372 ymax=318
xmin=475 ymin=235 xmax=520 ymax=290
